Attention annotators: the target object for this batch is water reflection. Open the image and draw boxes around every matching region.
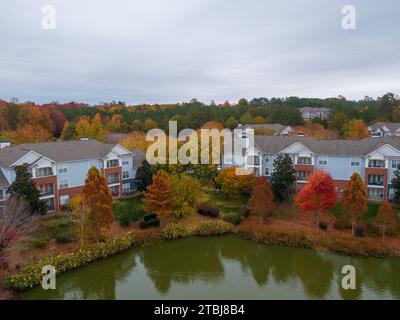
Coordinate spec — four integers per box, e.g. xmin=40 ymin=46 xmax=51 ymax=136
xmin=20 ymin=236 xmax=400 ymax=300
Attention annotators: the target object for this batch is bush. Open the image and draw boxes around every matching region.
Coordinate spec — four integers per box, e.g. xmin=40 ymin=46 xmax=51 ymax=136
xmin=319 ymin=221 xmax=328 ymax=231
xmin=197 ymin=203 xmax=219 ymax=218
xmin=194 ymin=221 xmax=233 ymax=236
xmin=354 ymin=225 xmax=365 ymax=238
xmin=4 ymin=232 xmax=145 ymax=290
xmin=139 ymin=218 xmax=160 ymax=229
xmin=240 ymin=205 xmax=250 ymax=218
xmin=119 ymin=215 xmax=131 ymax=227
xmin=159 ymin=224 xmax=191 ymax=240
xmin=223 ymin=213 xmax=242 ymax=225
xmin=28 ymin=238 xmax=49 ymax=249
xmin=144 ymin=213 xmax=157 ymax=222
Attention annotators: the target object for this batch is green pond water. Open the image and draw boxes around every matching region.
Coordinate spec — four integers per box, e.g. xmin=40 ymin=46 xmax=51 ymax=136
xmin=20 ymin=236 xmax=400 ymax=300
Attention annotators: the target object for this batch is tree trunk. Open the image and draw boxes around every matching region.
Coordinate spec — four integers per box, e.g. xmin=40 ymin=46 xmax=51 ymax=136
xmin=382 ymin=222 xmax=386 ymax=242
xmin=351 ymin=216 xmax=355 ymax=237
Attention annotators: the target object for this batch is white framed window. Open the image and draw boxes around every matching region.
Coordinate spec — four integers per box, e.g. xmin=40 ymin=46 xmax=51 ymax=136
xmin=60 ymin=195 xmax=69 ymax=205
xmin=265 ymin=156 xmax=270 ymax=163
xmin=265 ymin=167 xmax=270 ymax=176
xmin=122 ymin=160 xmax=129 ymax=166
xmin=123 ymin=171 xmax=130 ymax=179
xmin=58 ymin=165 xmax=68 ymax=174
xmin=59 ymin=179 xmax=69 ymax=189
xmin=122 ymin=183 xmax=130 ymax=193
xmin=318 ymin=157 xmax=328 ymax=166
xmin=391 ymin=159 xmax=400 ymax=169
xmin=351 ymin=158 xmax=361 ymax=167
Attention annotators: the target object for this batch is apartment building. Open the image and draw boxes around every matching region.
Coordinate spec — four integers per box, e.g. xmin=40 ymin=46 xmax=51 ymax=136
xmin=0 ymin=140 xmax=144 ymax=212
xmin=299 ymin=107 xmax=330 ymax=120
xmin=367 ymin=122 xmax=400 ymax=137
xmin=238 ymin=123 xmax=293 ymax=136
xmin=226 ymin=135 xmax=400 ymax=202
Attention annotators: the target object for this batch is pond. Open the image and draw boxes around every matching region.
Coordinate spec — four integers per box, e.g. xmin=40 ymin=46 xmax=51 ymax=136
xmin=20 ymin=236 xmax=400 ymax=300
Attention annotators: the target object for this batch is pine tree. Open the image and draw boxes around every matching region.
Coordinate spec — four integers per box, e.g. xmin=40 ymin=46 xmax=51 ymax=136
xmin=135 ymin=160 xmax=154 ymax=192
xmin=343 ymin=172 xmax=367 ymax=236
xmin=144 ymin=170 xmax=175 ymax=218
xmin=82 ymin=167 xmax=113 ymax=239
xmin=271 ymin=154 xmax=296 ymax=202
xmin=248 ymin=176 xmax=275 ymax=223
xmin=8 ymin=164 xmax=47 ymax=215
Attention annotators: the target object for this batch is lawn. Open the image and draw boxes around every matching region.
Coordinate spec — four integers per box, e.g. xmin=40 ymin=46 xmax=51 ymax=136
xmin=113 ymin=194 xmax=145 ymax=225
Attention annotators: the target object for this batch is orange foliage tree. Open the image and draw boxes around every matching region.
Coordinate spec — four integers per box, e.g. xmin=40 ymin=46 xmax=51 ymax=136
xmin=82 ymin=167 xmax=113 ymax=240
xmin=344 ymin=119 xmax=369 ymax=140
xmin=215 ymin=167 xmax=255 ymax=198
xmin=3 ymin=124 xmax=54 ymax=144
xmin=343 ymin=172 xmax=367 ymax=236
xmin=376 ymin=201 xmax=397 ymax=242
xmin=248 ymin=177 xmax=275 ymax=223
xmin=119 ymin=131 xmax=150 ymax=151
xmin=295 ymin=171 xmax=337 ymax=230
xmin=144 ymin=170 xmax=175 ymax=219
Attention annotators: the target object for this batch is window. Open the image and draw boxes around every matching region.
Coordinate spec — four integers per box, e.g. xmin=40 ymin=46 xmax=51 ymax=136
xmin=90 ymin=160 xmax=98 ymax=168
xmin=60 ymin=195 xmax=69 ymax=205
xmin=265 ymin=167 xmax=270 ymax=176
xmin=59 ymin=179 xmax=69 ymax=189
xmin=36 ymin=167 xmax=53 ymax=177
xmin=122 ymin=183 xmax=130 ymax=193
xmin=297 ymin=157 xmax=312 ymax=165
xmin=107 ymin=159 xmax=119 ymax=168
xmin=109 ymin=185 xmax=120 ymax=197
xmin=123 ymin=171 xmax=129 ymax=179
xmin=297 ymin=171 xmax=309 ymax=181
xmin=107 ymin=173 xmax=120 ymax=184
xmin=318 ymin=157 xmax=328 ymax=166
xmin=392 ymin=159 xmax=400 ymax=169
xmin=58 ymin=165 xmax=68 ymax=174
xmin=0 ymin=190 xmax=5 ymax=200
xmin=44 ymin=198 xmax=55 ymax=211
xmin=38 ymin=183 xmax=54 ymax=195
xmin=351 ymin=158 xmax=360 ymax=167
xmin=368 ymin=160 xmax=385 ymax=168
xmin=122 ymin=160 xmax=129 ymax=166
xmin=247 ymin=156 xmax=260 ymax=166
xmin=265 ymin=156 xmax=270 ymax=163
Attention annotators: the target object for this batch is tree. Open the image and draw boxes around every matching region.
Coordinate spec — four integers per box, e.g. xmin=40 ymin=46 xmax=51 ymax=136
xmin=295 ymin=171 xmax=337 ymax=230
xmin=8 ymin=165 xmax=47 ymax=215
xmin=344 ymin=119 xmax=369 ymax=140
xmin=48 ymin=107 xmax=67 ymax=137
xmin=170 ymin=174 xmax=201 ymax=219
xmin=392 ymin=170 xmax=400 ymax=206
xmin=144 ymin=170 xmax=175 ymax=219
xmin=329 ymin=112 xmax=349 ymax=136
xmin=239 ymin=112 xmax=253 ymax=124
xmin=69 ymin=195 xmax=91 ymax=250
xmin=225 ymin=116 xmax=238 ymax=130
xmin=376 ymin=201 xmax=397 ymax=242
xmin=0 ymin=197 xmax=33 ymax=268
xmin=215 ymin=167 xmax=255 ymax=198
xmin=144 ymin=118 xmax=158 ymax=131
xmin=2 ymin=124 xmax=54 ymax=144
xmin=271 ymin=154 xmax=296 ymax=202
xmin=82 ymin=167 xmax=113 ymax=240
xmin=343 ymin=172 xmax=367 ymax=236
xmin=120 ymin=131 xmax=149 ymax=151
xmin=248 ymin=177 xmax=275 ymax=223
xmin=131 ymin=119 xmax=145 ymax=131
xmin=135 ymin=160 xmax=154 ymax=192
xmin=61 ymin=122 xmax=78 ymax=140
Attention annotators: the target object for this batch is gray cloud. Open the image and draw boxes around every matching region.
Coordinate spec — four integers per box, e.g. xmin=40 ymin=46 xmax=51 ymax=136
xmin=0 ymin=0 xmax=399 ymax=104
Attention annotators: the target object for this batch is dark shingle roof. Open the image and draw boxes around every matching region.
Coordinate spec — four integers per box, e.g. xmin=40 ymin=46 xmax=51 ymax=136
xmin=0 ymin=140 xmax=120 ymax=166
xmin=242 ymin=123 xmax=290 ymax=132
xmin=368 ymin=122 xmax=400 ymax=132
xmin=131 ymin=149 xmax=146 ymax=168
xmin=0 ymin=170 xmax=9 ymax=188
xmin=254 ymin=136 xmax=400 ymax=156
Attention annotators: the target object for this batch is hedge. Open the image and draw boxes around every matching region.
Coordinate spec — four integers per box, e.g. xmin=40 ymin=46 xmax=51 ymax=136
xmin=193 ymin=221 xmax=233 ymax=236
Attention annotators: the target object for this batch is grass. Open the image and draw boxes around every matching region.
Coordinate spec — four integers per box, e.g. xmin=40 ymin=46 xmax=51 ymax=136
xmin=365 ymin=203 xmax=380 ymax=220
xmin=113 ymin=194 xmax=145 ymax=225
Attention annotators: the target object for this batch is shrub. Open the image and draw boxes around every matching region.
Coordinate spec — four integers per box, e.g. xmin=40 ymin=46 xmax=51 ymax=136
xmin=119 ymin=215 xmax=131 ymax=227
xmin=354 ymin=225 xmax=365 ymax=238
xmin=159 ymin=224 xmax=191 ymax=240
xmin=144 ymin=213 xmax=157 ymax=222
xmin=28 ymin=238 xmax=49 ymax=249
xmin=240 ymin=205 xmax=250 ymax=218
xmin=223 ymin=213 xmax=242 ymax=225
xmin=139 ymin=218 xmax=160 ymax=229
xmin=4 ymin=232 xmax=145 ymax=290
xmin=319 ymin=221 xmax=328 ymax=231
xmin=197 ymin=203 xmax=219 ymax=218
xmin=194 ymin=221 xmax=233 ymax=236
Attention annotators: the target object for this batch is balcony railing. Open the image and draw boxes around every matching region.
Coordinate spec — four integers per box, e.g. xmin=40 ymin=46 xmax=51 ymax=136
xmin=108 ymin=179 xmax=120 ymax=185
xmin=367 ymin=180 xmax=384 ymax=186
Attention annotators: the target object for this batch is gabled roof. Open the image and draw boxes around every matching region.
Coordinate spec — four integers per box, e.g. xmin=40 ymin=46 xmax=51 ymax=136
xmin=368 ymin=122 xmax=400 ymax=132
xmin=0 ymin=140 xmax=122 ymax=166
xmin=253 ymin=136 xmax=400 ymax=157
xmin=242 ymin=123 xmax=291 ymax=133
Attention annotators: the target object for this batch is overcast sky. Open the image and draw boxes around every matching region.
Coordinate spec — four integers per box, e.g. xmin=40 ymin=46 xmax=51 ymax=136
xmin=0 ymin=0 xmax=399 ymax=104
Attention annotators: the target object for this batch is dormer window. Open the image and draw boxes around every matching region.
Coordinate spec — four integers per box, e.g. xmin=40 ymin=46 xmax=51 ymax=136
xmin=107 ymin=159 xmax=119 ymax=168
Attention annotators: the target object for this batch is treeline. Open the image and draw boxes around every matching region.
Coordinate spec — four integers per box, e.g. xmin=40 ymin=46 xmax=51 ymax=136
xmin=0 ymin=92 xmax=398 ymax=144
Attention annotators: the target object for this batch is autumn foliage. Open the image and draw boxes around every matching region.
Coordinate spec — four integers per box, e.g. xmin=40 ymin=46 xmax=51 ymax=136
xmin=376 ymin=201 xmax=397 ymax=242
xmin=344 ymin=119 xmax=369 ymax=140
xmin=215 ymin=167 xmax=255 ymax=198
xmin=295 ymin=171 xmax=337 ymax=229
xmin=248 ymin=177 xmax=275 ymax=223
xmin=343 ymin=172 xmax=367 ymax=236
xmin=144 ymin=170 xmax=175 ymax=218
xmin=82 ymin=167 xmax=114 ymax=239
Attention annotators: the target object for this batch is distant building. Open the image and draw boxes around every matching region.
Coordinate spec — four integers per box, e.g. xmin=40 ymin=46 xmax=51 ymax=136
xmin=367 ymin=122 xmax=400 ymax=138
xmin=299 ymin=107 xmax=330 ymax=120
xmin=238 ymin=123 xmax=293 ymax=136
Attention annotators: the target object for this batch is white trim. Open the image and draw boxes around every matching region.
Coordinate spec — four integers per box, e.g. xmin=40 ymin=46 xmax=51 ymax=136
xmin=9 ymin=150 xmax=44 ymax=167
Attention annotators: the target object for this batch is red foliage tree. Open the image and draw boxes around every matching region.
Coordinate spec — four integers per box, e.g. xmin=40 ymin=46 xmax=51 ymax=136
xmin=376 ymin=201 xmax=397 ymax=242
xmin=295 ymin=170 xmax=337 ymax=230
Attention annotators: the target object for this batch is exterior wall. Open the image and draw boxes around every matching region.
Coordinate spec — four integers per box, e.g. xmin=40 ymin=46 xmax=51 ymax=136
xmin=57 ymin=160 xmax=93 ymax=189
xmin=34 ymin=175 xmax=59 ymax=211
xmin=365 ymin=167 xmax=388 ymax=201
xmin=315 ymin=156 xmax=364 ymax=181
xmin=104 ymin=167 xmax=122 ymax=197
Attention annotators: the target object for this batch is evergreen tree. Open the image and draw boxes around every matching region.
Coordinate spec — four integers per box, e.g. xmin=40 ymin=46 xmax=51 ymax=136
xmin=271 ymin=154 xmax=296 ymax=202
xmin=135 ymin=160 xmax=154 ymax=192
xmin=392 ymin=170 xmax=400 ymax=206
xmin=8 ymin=164 xmax=47 ymax=215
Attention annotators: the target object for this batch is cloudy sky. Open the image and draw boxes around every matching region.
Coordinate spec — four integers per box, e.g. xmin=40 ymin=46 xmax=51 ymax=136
xmin=0 ymin=0 xmax=399 ymax=104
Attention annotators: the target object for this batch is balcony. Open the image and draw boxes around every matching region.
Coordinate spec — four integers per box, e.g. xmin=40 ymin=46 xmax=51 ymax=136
xmin=297 ymin=157 xmax=312 ymax=165
xmin=38 ymin=184 xmax=54 ymax=197
xmin=247 ymin=156 xmax=260 ymax=166
xmin=107 ymin=173 xmax=120 ymax=185
xmin=36 ymin=167 xmax=54 ymax=178
xmin=368 ymin=160 xmax=385 ymax=168
xmin=367 ymin=174 xmax=385 ymax=187
xmin=106 ymin=160 xmax=120 ymax=168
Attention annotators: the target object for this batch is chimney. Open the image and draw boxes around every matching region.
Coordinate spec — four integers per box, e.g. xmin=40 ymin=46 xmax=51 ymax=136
xmin=80 ymin=137 xmax=89 ymax=141
xmin=0 ymin=140 xmax=11 ymax=149
xmin=297 ymin=133 xmax=305 ymax=137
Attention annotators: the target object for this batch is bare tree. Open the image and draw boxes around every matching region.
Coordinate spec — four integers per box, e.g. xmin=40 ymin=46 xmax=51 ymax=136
xmin=0 ymin=197 xmax=34 ymax=269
